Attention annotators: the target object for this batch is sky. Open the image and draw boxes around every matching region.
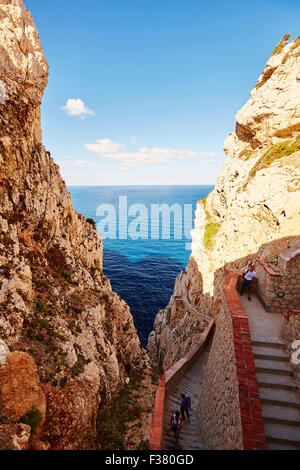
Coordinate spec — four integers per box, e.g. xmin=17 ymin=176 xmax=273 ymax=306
xmin=25 ymin=0 xmax=300 ymax=186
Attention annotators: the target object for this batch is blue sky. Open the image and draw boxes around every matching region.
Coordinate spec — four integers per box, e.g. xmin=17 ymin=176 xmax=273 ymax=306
xmin=25 ymin=0 xmax=300 ymax=186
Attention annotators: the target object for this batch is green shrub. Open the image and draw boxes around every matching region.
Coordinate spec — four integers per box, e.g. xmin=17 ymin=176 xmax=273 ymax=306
xmin=38 ymin=317 xmax=50 ymax=330
xmin=238 ymin=148 xmax=254 ymax=160
xmin=36 ymin=297 xmax=47 ymax=314
xmin=71 ymin=364 xmax=84 ymax=378
xmin=96 ymin=343 xmax=107 ymax=359
xmin=250 ymin=135 xmax=300 ymax=178
xmin=71 ymin=292 xmax=82 ymax=303
xmin=95 ymin=373 xmax=143 ymax=450
xmin=203 ymin=222 xmax=221 ymax=248
xmin=123 ymin=321 xmax=131 ymax=332
xmin=198 ymin=192 xmax=213 ymax=221
xmin=21 ymin=406 xmax=43 ymax=433
xmin=71 ymin=344 xmax=91 ymax=377
xmin=37 ymin=280 xmax=50 ymax=289
xmin=60 ymin=270 xmax=73 ymax=284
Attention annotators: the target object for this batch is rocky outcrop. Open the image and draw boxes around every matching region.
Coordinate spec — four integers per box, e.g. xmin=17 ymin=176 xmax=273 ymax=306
xmin=0 ymin=0 xmax=144 ymax=449
xmin=148 ymin=271 xmax=210 ymax=371
xmin=148 ymin=34 xmax=300 ymax=367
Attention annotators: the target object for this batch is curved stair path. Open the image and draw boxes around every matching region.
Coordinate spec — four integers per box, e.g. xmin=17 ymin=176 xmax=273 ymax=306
xmin=162 ymin=335 xmax=212 ymax=450
xmin=173 ymin=272 xmax=211 ymax=323
xmin=161 ymin=271 xmax=213 ymax=450
xmin=240 ymin=295 xmax=300 ymax=450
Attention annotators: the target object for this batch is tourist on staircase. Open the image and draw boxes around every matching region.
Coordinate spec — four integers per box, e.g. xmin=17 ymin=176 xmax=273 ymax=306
xmin=240 ymin=265 xmax=257 ymax=301
xmin=170 ymin=411 xmax=182 ymax=446
xmin=180 ymin=392 xmax=191 ymax=423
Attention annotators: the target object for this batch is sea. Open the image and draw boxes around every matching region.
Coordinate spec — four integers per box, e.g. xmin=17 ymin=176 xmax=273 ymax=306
xmin=69 ymin=185 xmax=213 ymax=347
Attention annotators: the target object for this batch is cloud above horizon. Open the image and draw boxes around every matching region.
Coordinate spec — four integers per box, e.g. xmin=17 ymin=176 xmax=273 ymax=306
xmin=57 ymin=156 xmax=105 ymax=169
xmin=84 ymin=138 xmax=217 ymax=169
xmin=62 ymin=99 xmax=95 ymax=118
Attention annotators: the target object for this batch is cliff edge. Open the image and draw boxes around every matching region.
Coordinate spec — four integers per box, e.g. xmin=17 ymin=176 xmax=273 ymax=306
xmin=148 ymin=34 xmax=300 ymax=369
xmin=0 ymin=0 xmax=144 ymax=450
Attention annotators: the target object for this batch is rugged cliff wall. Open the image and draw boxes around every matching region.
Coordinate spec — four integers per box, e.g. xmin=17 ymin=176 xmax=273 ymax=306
xmin=0 ymin=0 xmax=144 ymax=450
xmin=148 ymin=35 xmax=300 ymax=368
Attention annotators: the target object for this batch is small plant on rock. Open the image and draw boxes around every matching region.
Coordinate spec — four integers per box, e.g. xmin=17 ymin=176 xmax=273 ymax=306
xmin=21 ymin=406 xmax=43 ymax=433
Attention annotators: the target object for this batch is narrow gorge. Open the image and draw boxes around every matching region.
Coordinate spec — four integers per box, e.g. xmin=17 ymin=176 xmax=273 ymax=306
xmin=0 ymin=0 xmax=300 ymax=453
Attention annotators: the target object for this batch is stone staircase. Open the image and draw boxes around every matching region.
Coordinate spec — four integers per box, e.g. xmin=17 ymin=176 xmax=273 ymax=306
xmin=252 ymin=335 xmax=300 ymax=450
xmin=162 ymin=339 xmax=211 ymax=450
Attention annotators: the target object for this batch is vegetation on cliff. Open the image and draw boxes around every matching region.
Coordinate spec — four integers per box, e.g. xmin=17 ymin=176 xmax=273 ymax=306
xmin=270 ymin=34 xmax=291 ymax=56
xmin=203 ymin=222 xmax=221 ymax=248
xmin=250 ymin=134 xmax=300 ymax=178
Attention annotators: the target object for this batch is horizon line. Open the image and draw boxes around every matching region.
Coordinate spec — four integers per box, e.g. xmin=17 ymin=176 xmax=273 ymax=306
xmin=67 ymin=183 xmax=216 ymax=188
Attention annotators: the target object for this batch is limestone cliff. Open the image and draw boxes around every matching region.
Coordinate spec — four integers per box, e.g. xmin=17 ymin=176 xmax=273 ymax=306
xmin=0 ymin=0 xmax=144 ymax=450
xmin=148 ymin=34 xmax=300 ymax=368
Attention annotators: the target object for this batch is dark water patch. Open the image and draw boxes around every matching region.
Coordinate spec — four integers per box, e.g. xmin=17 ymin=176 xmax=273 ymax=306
xmin=103 ymin=250 xmax=184 ymax=347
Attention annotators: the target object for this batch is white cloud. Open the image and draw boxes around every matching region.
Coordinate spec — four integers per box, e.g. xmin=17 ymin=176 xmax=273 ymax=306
xmin=57 ymin=157 xmax=105 ymax=169
xmin=202 ymin=152 xmax=217 ymax=158
xmin=130 ymin=136 xmax=137 ymax=144
xmin=85 ymin=138 xmax=125 ymax=155
xmin=62 ymin=99 xmax=95 ymax=118
xmin=84 ymin=138 xmax=217 ymax=169
xmin=178 ymin=150 xmax=217 ymax=160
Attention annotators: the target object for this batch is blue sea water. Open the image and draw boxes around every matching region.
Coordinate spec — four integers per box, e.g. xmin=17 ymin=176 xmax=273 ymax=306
xmin=69 ymin=185 xmax=213 ymax=346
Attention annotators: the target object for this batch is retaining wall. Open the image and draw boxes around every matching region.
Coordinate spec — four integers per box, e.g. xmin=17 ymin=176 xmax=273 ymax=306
xmin=198 ymin=271 xmax=266 ymax=450
xmin=256 ymin=250 xmax=300 ymax=313
xmin=282 ymin=309 xmax=300 ymax=387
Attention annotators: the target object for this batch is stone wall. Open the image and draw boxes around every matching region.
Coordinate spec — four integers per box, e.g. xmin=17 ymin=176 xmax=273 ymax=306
xmin=256 ymin=243 xmax=300 ymax=313
xmin=198 ymin=274 xmax=243 ymax=450
xmin=282 ymin=310 xmax=300 ymax=387
xmin=256 ymin=260 xmax=282 ymax=312
xmin=199 ymin=272 xmax=266 ymax=450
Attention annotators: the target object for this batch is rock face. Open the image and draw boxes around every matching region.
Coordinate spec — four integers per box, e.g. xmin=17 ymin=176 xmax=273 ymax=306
xmin=148 ymin=35 xmax=300 ymax=367
xmin=147 ymin=272 xmax=210 ymax=371
xmin=0 ymin=0 xmax=144 ymax=449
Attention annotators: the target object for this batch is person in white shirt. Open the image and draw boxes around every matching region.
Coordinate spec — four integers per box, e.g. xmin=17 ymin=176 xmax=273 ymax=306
xmin=240 ymin=265 xmax=257 ymax=301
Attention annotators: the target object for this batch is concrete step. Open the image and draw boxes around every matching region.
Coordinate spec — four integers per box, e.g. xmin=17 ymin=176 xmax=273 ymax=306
xmin=266 ymin=441 xmax=300 ymax=450
xmin=262 ymin=403 xmax=300 ymax=427
xmin=265 ymin=422 xmax=300 ymax=448
xmin=259 ymin=386 xmax=300 ymax=409
xmin=251 ymin=335 xmax=285 ymax=349
xmin=256 ymin=372 xmax=298 ymax=391
xmin=255 ymin=358 xmax=293 ymax=376
xmin=253 ymin=345 xmax=289 ymax=362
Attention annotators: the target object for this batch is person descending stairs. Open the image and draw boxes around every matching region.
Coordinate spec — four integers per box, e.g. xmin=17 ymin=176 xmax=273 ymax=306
xmin=162 ymin=336 xmax=212 ymax=450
